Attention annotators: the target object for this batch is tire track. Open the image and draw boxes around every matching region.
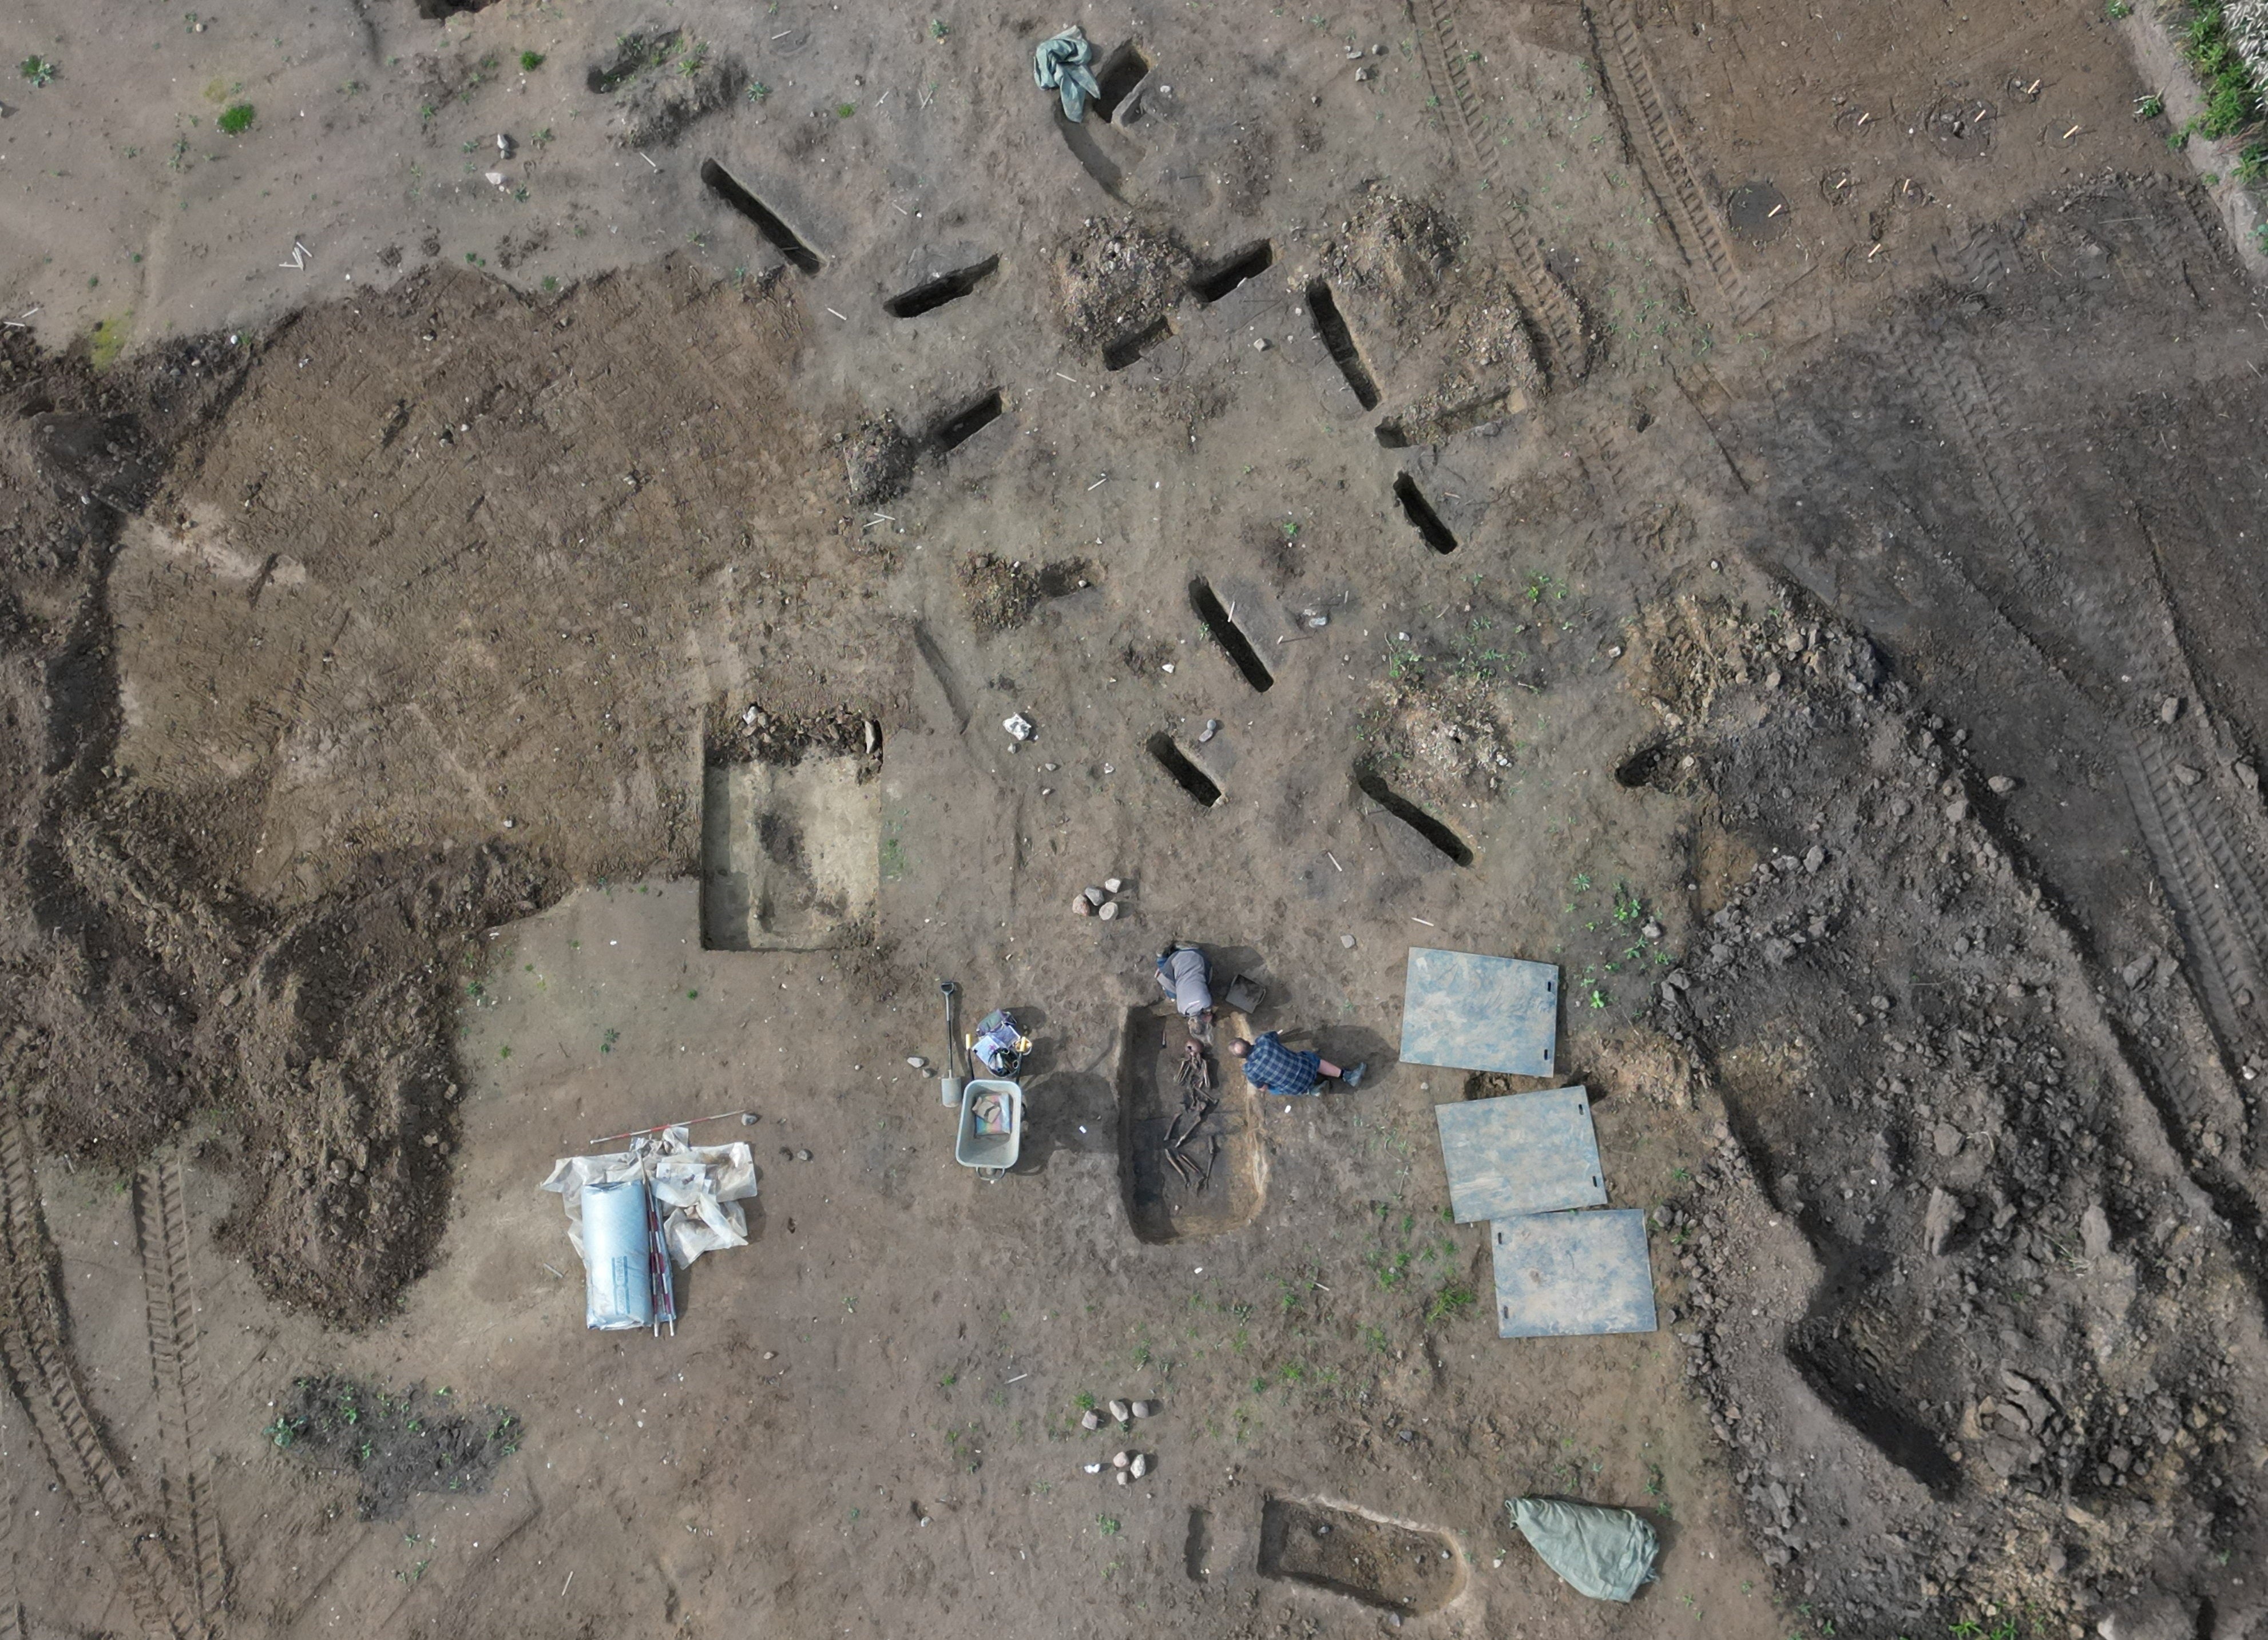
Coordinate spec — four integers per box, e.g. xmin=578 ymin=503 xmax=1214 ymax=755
xmin=2122 ymin=734 xmax=2268 ymax=1057
xmin=1902 ymin=324 xmax=2268 ymax=1123
xmin=1585 ymin=0 xmax=1750 ymax=316
xmin=0 ymin=1096 xmax=206 ymax=1640
xmin=135 ymin=1152 xmax=224 ymax=1626
xmin=1410 ymin=0 xmax=1590 ymax=383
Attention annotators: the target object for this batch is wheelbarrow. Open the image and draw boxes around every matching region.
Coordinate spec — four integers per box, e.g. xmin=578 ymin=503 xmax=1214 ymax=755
xmin=954 ymin=1078 xmax=1023 ymax=1181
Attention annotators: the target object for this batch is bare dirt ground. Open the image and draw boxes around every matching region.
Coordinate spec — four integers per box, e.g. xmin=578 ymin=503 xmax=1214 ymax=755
xmin=6 ymin=0 xmax=2268 ymax=1636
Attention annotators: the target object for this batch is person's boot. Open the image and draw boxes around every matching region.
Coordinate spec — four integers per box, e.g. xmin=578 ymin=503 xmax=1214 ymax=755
xmin=1341 ymin=1062 xmax=1367 ymax=1089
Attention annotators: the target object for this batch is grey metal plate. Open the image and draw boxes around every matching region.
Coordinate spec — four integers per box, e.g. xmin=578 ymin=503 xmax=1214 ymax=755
xmin=1398 ymin=948 xmax=1559 ymax=1076
xmin=1490 ymin=1210 xmax=1658 ymax=1339
xmin=1434 ymin=1088 xmax=1605 ymax=1224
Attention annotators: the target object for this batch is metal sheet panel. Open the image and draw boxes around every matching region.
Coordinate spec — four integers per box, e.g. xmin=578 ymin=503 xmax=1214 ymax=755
xmin=1398 ymin=948 xmax=1559 ymax=1075
xmin=1434 ymin=1088 xmax=1606 ymax=1223
xmin=1490 ymin=1210 xmax=1658 ymax=1339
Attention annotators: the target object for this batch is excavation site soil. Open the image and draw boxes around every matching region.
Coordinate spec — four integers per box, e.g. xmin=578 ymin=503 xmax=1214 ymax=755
xmin=4 ymin=0 xmax=2267 ymax=1635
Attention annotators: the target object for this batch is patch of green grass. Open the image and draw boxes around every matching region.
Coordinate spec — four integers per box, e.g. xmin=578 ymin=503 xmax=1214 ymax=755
xmin=88 ymin=315 xmax=129 ymax=372
xmin=18 ymin=56 xmax=57 ymax=87
xmin=2135 ymin=92 xmax=2166 ymax=120
xmin=835 ymin=100 xmax=857 ymax=117
xmin=930 ymin=17 xmax=950 ymax=38
xmin=2179 ymin=4 xmax=2262 ymax=138
xmin=1424 ymin=1282 xmax=1477 ymax=1325
xmin=748 ymin=81 xmax=771 ymax=104
xmin=1096 ymin=1514 xmax=1121 ymax=1536
xmin=520 ymin=49 xmax=545 ymax=71
xmin=2106 ymin=0 xmax=2132 ymax=15
xmin=217 ymin=102 xmax=256 ymax=135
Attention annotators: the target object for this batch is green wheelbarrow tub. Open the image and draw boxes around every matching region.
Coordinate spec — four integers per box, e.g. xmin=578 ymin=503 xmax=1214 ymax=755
xmin=955 ymin=1078 xmax=1023 ymax=1175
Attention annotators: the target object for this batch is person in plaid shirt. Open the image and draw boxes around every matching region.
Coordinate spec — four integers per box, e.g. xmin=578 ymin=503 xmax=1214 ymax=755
xmin=1227 ymin=1031 xmax=1365 ymax=1097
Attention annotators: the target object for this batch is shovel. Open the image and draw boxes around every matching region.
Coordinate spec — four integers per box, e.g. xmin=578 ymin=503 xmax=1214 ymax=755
xmin=938 ymin=979 xmax=965 ymax=1107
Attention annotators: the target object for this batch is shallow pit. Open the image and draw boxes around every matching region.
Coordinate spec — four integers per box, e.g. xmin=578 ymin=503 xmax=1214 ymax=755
xmin=700 ymin=755 xmax=879 ymax=951
xmin=1355 ymin=771 xmax=1472 ymax=865
xmin=699 ymin=161 xmax=822 ymax=273
xmin=1256 ymin=1496 xmax=1464 ymax=1613
xmin=1304 ymin=279 xmax=1380 ymax=410
xmin=1117 ymin=1006 xmax=1263 ymax=1243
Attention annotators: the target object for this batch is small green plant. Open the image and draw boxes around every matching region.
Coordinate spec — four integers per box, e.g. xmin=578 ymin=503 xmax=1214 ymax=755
xmin=18 ymin=56 xmax=56 ymax=87
xmin=930 ymin=17 xmax=950 ymax=38
xmin=2135 ymin=92 xmax=2164 ymax=120
xmin=1097 ymin=1514 xmax=1121 ymax=1536
xmin=747 ymin=81 xmax=771 ymax=104
xmin=938 ymin=1371 xmax=957 ymax=1389
xmin=1425 ymin=1282 xmax=1477 ymax=1324
xmin=263 ymin=1416 xmax=297 ymax=1448
xmin=2105 ymin=0 xmax=2131 ymax=17
xmin=835 ymin=100 xmax=857 ymax=117
xmin=680 ymin=42 xmax=709 ymax=76
xmin=520 ymin=49 xmax=545 ymax=71
xmin=217 ymin=102 xmax=255 ymax=135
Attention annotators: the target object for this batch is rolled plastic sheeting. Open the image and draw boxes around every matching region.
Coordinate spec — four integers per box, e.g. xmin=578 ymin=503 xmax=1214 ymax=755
xmin=582 ymin=1177 xmax=655 ymax=1331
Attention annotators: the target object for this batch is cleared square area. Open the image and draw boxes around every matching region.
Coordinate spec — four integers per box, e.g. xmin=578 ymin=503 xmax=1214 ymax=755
xmin=699 ymin=756 xmax=880 ymax=951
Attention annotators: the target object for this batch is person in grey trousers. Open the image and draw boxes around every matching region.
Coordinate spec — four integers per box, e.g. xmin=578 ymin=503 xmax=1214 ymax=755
xmin=1155 ymin=943 xmax=1215 ymax=1041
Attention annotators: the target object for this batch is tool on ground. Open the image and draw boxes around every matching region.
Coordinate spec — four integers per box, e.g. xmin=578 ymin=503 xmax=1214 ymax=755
xmin=645 ymin=1170 xmax=678 ymax=1337
xmin=938 ymin=979 xmax=965 ymax=1107
xmin=586 ymin=1108 xmax=755 ymax=1148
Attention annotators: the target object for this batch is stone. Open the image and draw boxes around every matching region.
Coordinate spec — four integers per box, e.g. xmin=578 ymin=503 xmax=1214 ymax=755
xmin=1085 ymin=886 xmax=1108 ymax=907
xmin=907 ymin=1055 xmax=929 ymax=1070
xmin=1108 ymin=1399 xmax=1131 ymax=1423
xmin=1988 ymin=775 xmax=2016 ymax=795
xmin=1104 ymin=878 xmax=1123 ymax=894
xmin=2173 ymin=763 xmax=2203 ymax=787
xmin=1112 ymin=1449 xmax=1132 ymax=1468
xmin=1073 ymin=895 xmax=1092 ymax=916
xmin=1933 ymin=1123 xmax=1964 ymax=1158
xmin=1099 ymin=902 xmax=1120 ymax=920
xmin=1944 ymin=797 xmax=1970 ymax=823
xmin=1342 ymin=934 xmax=1356 ymax=948
xmin=2159 ymin=696 xmax=2182 ymax=725
xmin=1131 ymin=1400 xmax=1156 ymax=1418
xmin=1198 ymin=718 xmax=1220 ymax=744
xmin=1081 ymin=1408 xmax=1103 ymax=1431
xmin=2081 ymin=1202 xmax=2113 ymax=1260
xmin=1116 ymin=1468 xmax=1130 ymax=1485
xmin=796 ymin=1149 xmax=813 ymax=1162
xmin=1130 ymin=1453 xmax=1151 ymax=1478
xmin=1803 ymin=845 xmax=1825 ymax=872
xmin=2235 ymin=760 xmax=2259 ymax=794
xmin=1923 ymin=1186 xmax=1964 ymax=1256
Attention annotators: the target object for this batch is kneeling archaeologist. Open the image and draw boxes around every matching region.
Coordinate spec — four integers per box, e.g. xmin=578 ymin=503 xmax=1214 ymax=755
xmin=1228 ymin=1031 xmax=1365 ymax=1098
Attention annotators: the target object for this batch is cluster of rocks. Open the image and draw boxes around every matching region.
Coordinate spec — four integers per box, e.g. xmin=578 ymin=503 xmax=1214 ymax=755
xmin=1070 ymin=878 xmax=1127 ymax=920
xmin=1077 ymin=1397 xmax=1161 ymax=1484
xmin=708 ymin=702 xmax=879 ymax=769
